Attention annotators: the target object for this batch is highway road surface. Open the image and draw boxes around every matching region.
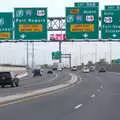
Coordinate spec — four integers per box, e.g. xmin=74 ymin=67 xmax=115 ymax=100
xmin=0 ymin=71 xmax=120 ymax=120
xmin=0 ymin=69 xmax=70 ymax=97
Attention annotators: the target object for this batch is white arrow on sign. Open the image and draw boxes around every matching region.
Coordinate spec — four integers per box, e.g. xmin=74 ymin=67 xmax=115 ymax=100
xmin=83 ymin=33 xmax=88 ymax=38
xmin=20 ymin=34 xmax=26 ymax=39
xmin=112 ymin=34 xmax=117 ymax=38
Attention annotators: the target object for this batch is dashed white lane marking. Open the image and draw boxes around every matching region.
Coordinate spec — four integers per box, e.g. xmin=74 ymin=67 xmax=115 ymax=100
xmin=74 ymin=104 xmax=83 ymax=109
xmin=97 ymin=89 xmax=101 ymax=92
xmin=96 ymin=76 xmax=102 ymax=82
xmin=100 ymin=85 xmax=104 ymax=89
xmin=91 ymin=94 xmax=96 ymax=98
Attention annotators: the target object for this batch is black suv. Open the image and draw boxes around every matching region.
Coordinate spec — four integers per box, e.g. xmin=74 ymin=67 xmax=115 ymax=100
xmin=99 ymin=67 xmax=106 ymax=72
xmin=0 ymin=71 xmax=19 ymax=88
xmin=32 ymin=69 xmax=42 ymax=77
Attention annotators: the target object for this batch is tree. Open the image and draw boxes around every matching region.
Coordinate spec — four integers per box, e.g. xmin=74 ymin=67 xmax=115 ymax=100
xmin=81 ymin=63 xmax=84 ymax=67
xmin=87 ymin=61 xmax=93 ymax=67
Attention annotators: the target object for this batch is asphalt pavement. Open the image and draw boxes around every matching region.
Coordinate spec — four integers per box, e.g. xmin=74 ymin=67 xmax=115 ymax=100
xmin=0 ymin=70 xmax=70 ymax=97
xmin=0 ymin=71 xmax=120 ymax=120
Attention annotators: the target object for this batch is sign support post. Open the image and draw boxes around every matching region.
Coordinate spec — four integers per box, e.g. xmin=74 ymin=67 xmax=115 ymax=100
xmin=59 ymin=41 xmax=62 ymax=63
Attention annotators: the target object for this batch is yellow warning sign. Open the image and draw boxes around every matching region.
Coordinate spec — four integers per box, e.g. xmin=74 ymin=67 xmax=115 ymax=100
xmin=19 ymin=24 xmax=43 ymax=32
xmin=0 ymin=32 xmax=10 ymax=38
xmin=70 ymin=24 xmax=94 ymax=32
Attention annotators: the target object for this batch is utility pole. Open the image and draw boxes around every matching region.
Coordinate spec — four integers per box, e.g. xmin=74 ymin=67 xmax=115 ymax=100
xmin=109 ymin=42 xmax=112 ymax=64
xmin=26 ymin=41 xmax=29 ymax=69
xmin=95 ymin=43 xmax=97 ymax=64
xmin=79 ymin=44 xmax=82 ymax=65
xmin=69 ymin=54 xmax=71 ymax=69
xmin=32 ymin=42 xmax=35 ymax=69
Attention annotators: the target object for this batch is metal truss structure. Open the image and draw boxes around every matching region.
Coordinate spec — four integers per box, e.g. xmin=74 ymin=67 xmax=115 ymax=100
xmin=48 ymin=17 xmax=65 ymax=31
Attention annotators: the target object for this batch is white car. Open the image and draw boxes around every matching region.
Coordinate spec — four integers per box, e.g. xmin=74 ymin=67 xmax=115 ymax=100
xmin=57 ymin=67 xmax=63 ymax=71
xmin=82 ymin=68 xmax=90 ymax=73
xmin=71 ymin=66 xmax=77 ymax=71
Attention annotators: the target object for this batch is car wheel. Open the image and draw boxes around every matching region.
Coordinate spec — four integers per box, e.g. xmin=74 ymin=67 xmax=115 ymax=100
xmin=1 ymin=85 xmax=5 ymax=88
xmin=11 ymin=82 xmax=14 ymax=87
xmin=14 ymin=78 xmax=19 ymax=87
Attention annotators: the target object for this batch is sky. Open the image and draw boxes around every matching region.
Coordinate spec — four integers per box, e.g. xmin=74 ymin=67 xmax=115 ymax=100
xmin=0 ymin=0 xmax=120 ymax=67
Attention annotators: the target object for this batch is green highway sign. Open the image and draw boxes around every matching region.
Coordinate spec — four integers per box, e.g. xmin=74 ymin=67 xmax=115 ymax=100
xmin=14 ymin=8 xmax=47 ymax=40
xmin=52 ymin=51 xmax=61 ymax=60
xmin=101 ymin=10 xmax=120 ymax=39
xmin=75 ymin=2 xmax=99 ymax=7
xmin=66 ymin=7 xmax=99 ymax=40
xmin=0 ymin=13 xmax=13 ymax=40
xmin=112 ymin=59 xmax=120 ymax=64
xmin=105 ymin=5 xmax=120 ymax=10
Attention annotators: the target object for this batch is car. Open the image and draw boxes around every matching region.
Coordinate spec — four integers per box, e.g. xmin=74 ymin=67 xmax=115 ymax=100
xmin=0 ymin=71 xmax=19 ymax=88
xmin=71 ymin=66 xmax=77 ymax=71
xmin=52 ymin=68 xmax=57 ymax=71
xmin=32 ymin=69 xmax=42 ymax=77
xmin=98 ymin=67 xmax=106 ymax=72
xmin=89 ymin=66 xmax=95 ymax=72
xmin=47 ymin=70 xmax=53 ymax=74
xmin=82 ymin=68 xmax=90 ymax=73
xmin=57 ymin=67 xmax=63 ymax=71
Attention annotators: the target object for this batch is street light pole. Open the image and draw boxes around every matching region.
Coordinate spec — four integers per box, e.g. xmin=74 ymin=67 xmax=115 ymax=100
xmin=26 ymin=40 xmax=29 ymax=69
xmin=32 ymin=42 xmax=35 ymax=69
xmin=109 ymin=42 xmax=112 ymax=64
xmin=79 ymin=44 xmax=82 ymax=65
xmin=95 ymin=43 xmax=97 ymax=64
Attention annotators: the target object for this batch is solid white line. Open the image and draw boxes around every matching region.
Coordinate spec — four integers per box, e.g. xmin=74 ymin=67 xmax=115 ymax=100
xmin=91 ymin=94 xmax=96 ymax=98
xmin=74 ymin=104 xmax=83 ymax=109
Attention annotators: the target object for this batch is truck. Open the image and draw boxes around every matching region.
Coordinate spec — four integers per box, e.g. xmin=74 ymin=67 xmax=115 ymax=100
xmin=52 ymin=62 xmax=58 ymax=70
xmin=57 ymin=63 xmax=64 ymax=71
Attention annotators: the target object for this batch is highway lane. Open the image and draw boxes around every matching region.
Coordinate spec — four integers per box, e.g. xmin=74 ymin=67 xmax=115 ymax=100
xmin=0 ymin=71 xmax=101 ymax=120
xmin=0 ymin=70 xmax=70 ymax=97
xmin=61 ymin=71 xmax=120 ymax=120
xmin=0 ymin=71 xmax=120 ymax=120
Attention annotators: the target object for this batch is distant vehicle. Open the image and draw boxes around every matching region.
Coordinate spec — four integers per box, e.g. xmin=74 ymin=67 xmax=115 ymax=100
xmin=47 ymin=70 xmax=53 ymax=74
xmin=89 ymin=66 xmax=95 ymax=72
xmin=0 ymin=71 xmax=19 ymax=88
xmin=57 ymin=67 xmax=63 ymax=71
xmin=52 ymin=62 xmax=58 ymax=70
xmin=52 ymin=68 xmax=57 ymax=70
xmin=32 ymin=69 xmax=42 ymax=77
xmin=40 ymin=68 xmax=44 ymax=73
xmin=82 ymin=67 xmax=90 ymax=73
xmin=98 ymin=67 xmax=106 ymax=72
xmin=57 ymin=63 xmax=63 ymax=71
xmin=71 ymin=66 xmax=77 ymax=71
